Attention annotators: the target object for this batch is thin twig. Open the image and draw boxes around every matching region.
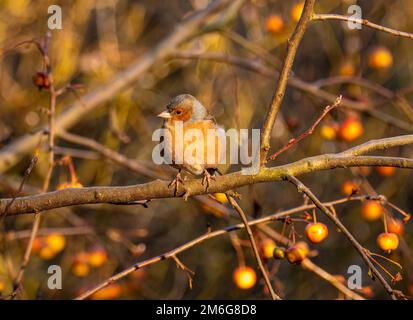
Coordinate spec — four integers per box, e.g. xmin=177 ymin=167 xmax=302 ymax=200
xmin=226 ymin=194 xmax=281 ymax=300
xmin=312 ymin=14 xmax=413 ymax=39
xmin=0 ymin=156 xmax=38 ymax=223
xmin=268 ymin=95 xmax=342 ymax=161
xmin=260 ymin=0 xmax=316 ymax=165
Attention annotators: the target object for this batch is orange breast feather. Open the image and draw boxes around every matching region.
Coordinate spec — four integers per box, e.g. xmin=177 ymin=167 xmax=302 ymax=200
xmin=166 ymin=120 xmax=222 ymax=169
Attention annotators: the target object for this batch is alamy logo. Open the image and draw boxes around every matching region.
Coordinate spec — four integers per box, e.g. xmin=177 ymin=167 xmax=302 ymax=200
xmin=347 ymin=265 xmax=362 ymax=289
xmin=48 ymin=5 xmax=62 ymax=30
xmin=347 ymin=5 xmax=362 ymax=30
xmin=47 ymin=265 xmax=62 ymax=290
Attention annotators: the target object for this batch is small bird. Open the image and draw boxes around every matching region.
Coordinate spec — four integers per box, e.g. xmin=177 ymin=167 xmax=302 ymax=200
xmin=157 ymin=94 xmax=223 ymax=195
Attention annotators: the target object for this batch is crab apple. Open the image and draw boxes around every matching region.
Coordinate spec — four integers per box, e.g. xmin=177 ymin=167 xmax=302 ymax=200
xmin=320 ymin=124 xmax=337 ymax=140
xmin=213 ymin=193 xmax=228 ymax=203
xmin=387 ymin=218 xmax=404 ymax=235
xmin=375 ymin=166 xmax=396 ymax=177
xmin=338 ymin=118 xmax=363 ymax=142
xmin=377 ymin=232 xmax=399 ymax=251
xmin=286 ymin=242 xmax=309 ymax=264
xmin=233 ymin=266 xmax=257 ymax=290
xmin=273 ymin=247 xmax=286 ymax=260
xmin=266 ymin=15 xmax=284 ymax=34
xmin=262 ymin=239 xmax=276 ymax=259
xmin=290 ymin=2 xmax=304 ymax=22
xmin=368 ymin=46 xmax=393 ymax=70
xmin=88 ymin=249 xmax=108 ymax=268
xmin=90 ymin=283 xmax=122 ymax=300
xmin=361 ymin=201 xmax=383 ymax=221
xmin=341 ymin=180 xmax=358 ymax=196
xmin=305 ymin=222 xmax=329 ymax=244
xmin=44 ymin=233 xmax=66 ymax=254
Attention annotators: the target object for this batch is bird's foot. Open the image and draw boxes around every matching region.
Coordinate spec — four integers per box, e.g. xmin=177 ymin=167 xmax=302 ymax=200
xmin=202 ymin=169 xmax=216 ymax=191
xmin=168 ymin=171 xmax=184 ymax=196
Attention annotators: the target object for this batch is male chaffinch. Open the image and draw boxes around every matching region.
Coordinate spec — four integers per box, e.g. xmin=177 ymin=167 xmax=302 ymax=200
xmin=157 ymin=94 xmax=223 ymax=194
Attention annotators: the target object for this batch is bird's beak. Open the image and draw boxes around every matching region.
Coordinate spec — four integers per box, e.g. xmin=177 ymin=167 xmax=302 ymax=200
xmin=157 ymin=111 xmax=172 ymax=119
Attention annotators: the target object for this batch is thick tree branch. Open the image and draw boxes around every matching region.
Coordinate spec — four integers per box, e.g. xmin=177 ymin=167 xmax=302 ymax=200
xmin=2 ymin=136 xmax=413 ymax=216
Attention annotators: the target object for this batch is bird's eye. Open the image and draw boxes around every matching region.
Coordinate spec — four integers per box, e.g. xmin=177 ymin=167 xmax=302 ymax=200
xmin=175 ymin=110 xmax=182 ymax=115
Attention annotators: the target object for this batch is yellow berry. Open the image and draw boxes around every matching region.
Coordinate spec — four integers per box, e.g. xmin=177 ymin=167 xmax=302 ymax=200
xmin=291 ymin=2 xmax=304 ymax=22
xmin=262 ymin=239 xmax=276 ymax=259
xmin=368 ymin=46 xmax=393 ymax=70
xmin=213 ymin=193 xmax=228 ymax=203
xmin=233 ymin=266 xmax=256 ymax=290
xmin=377 ymin=232 xmax=399 ymax=251
xmin=338 ymin=118 xmax=363 ymax=142
xmin=361 ymin=201 xmax=383 ymax=221
xmin=44 ymin=233 xmax=66 ymax=254
xmin=320 ymin=124 xmax=337 ymax=140
xmin=88 ymin=250 xmax=107 ymax=268
xmin=266 ymin=15 xmax=284 ymax=34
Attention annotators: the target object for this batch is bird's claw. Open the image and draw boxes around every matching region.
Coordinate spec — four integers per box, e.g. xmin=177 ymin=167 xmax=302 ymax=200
xmin=202 ymin=170 xmax=216 ymax=191
xmin=168 ymin=172 xmax=184 ymax=196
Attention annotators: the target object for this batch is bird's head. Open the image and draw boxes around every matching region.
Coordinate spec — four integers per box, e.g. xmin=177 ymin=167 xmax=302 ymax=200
xmin=157 ymin=94 xmax=208 ymax=123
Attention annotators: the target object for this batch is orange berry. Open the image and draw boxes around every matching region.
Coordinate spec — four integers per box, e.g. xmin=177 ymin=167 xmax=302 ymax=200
xmin=305 ymin=222 xmax=329 ymax=244
xmin=339 ymin=60 xmax=355 ymax=76
xmin=358 ymin=167 xmax=371 ymax=176
xmin=368 ymin=46 xmax=393 ymax=70
xmin=361 ymin=201 xmax=383 ymax=221
xmin=213 ymin=193 xmax=228 ymax=204
xmin=320 ymin=124 xmax=337 ymax=140
xmin=377 ymin=232 xmax=399 ymax=251
xmin=358 ymin=286 xmax=374 ymax=298
xmin=57 ymin=181 xmax=83 ymax=190
xmin=39 ymin=247 xmax=56 ymax=260
xmin=262 ymin=239 xmax=276 ymax=259
xmin=88 ymin=249 xmax=107 ymax=268
xmin=291 ymin=2 xmax=304 ymax=22
xmin=90 ymin=283 xmax=122 ymax=300
xmin=44 ymin=233 xmax=66 ymax=254
xmin=32 ymin=72 xmax=50 ymax=90
xmin=341 ymin=180 xmax=358 ymax=196
xmin=338 ymin=118 xmax=363 ymax=142
xmin=31 ymin=238 xmax=43 ymax=254
xmin=286 ymin=242 xmax=309 ymax=264
xmin=387 ymin=218 xmax=404 ymax=235
xmin=72 ymin=261 xmax=90 ymax=277
xmin=0 ymin=280 xmax=7 ymax=292
xmin=266 ymin=15 xmax=284 ymax=34
xmin=375 ymin=166 xmax=396 ymax=177
xmin=233 ymin=266 xmax=257 ymax=290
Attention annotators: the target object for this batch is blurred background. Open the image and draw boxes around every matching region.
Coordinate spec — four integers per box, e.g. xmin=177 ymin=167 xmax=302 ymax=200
xmin=1 ymin=0 xmax=413 ymax=299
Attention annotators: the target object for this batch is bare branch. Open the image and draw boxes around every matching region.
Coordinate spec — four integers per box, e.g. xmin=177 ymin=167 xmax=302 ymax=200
xmin=260 ymin=0 xmax=316 ymax=165
xmin=2 ymin=151 xmax=413 ymax=216
xmin=312 ymin=14 xmax=413 ymax=39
